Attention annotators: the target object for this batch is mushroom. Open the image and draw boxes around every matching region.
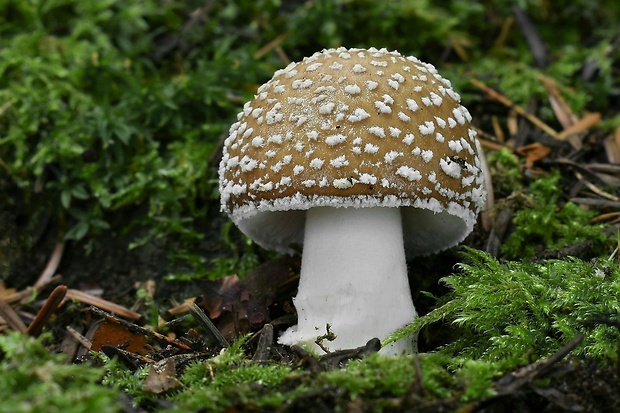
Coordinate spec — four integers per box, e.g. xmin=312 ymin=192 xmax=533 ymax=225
xmin=219 ymin=47 xmax=486 ymax=355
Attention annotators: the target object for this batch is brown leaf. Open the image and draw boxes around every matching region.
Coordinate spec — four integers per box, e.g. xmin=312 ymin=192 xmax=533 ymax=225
xmin=88 ymin=319 xmax=151 ymax=355
xmin=142 ymin=359 xmax=181 ymax=394
xmin=603 ymin=135 xmax=620 ymax=164
xmin=516 ymin=143 xmax=552 ymax=168
xmin=240 ymin=256 xmax=300 ymax=326
xmin=200 ymin=274 xmax=242 ymax=319
xmin=198 ymin=257 xmax=300 ymax=340
xmin=540 ymin=75 xmax=578 ymax=129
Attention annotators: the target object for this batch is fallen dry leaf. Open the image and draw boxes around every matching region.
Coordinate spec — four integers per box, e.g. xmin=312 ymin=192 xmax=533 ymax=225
xmin=198 ymin=257 xmax=300 ymax=340
xmin=556 ymin=112 xmax=601 ymax=141
xmin=88 ymin=319 xmax=151 ymax=355
xmin=142 ymin=358 xmax=181 ymax=394
xmin=516 ymin=143 xmax=552 ymax=168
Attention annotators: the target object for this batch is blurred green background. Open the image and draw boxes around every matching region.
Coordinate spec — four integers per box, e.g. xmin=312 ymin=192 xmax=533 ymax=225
xmin=1 ymin=0 xmax=619 ymax=284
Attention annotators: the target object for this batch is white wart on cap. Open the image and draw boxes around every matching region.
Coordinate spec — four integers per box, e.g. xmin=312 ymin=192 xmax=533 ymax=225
xmin=220 ymin=47 xmax=485 ymax=256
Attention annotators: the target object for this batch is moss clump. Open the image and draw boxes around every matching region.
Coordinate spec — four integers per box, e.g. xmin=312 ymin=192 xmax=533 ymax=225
xmin=104 ymin=337 xmax=295 ymax=413
xmin=323 ymin=351 xmax=497 ymax=405
xmin=387 ymin=248 xmax=620 ymax=366
xmin=486 ymin=148 xmax=524 ymax=197
xmin=0 ymin=332 xmax=122 ymax=413
xmin=501 ymin=172 xmax=608 ymax=259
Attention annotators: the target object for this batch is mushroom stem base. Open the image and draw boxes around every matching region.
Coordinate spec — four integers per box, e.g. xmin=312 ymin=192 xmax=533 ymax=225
xmin=278 ymin=206 xmax=417 ymax=356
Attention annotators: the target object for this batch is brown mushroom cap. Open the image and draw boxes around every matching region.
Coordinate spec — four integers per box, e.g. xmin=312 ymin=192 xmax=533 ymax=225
xmin=219 ymin=47 xmax=486 ymax=256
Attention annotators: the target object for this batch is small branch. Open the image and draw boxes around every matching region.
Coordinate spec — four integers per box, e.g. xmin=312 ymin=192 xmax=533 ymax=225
xmin=27 ymin=285 xmax=68 ymax=336
xmin=0 ymin=299 xmax=28 ymax=333
xmin=65 ymin=289 xmax=144 ymax=322
xmin=188 ymin=302 xmax=229 ymax=348
xmin=252 ymin=323 xmax=274 ymax=362
xmin=66 ymin=325 xmax=93 ymax=351
xmin=471 ymin=78 xmax=559 ymax=139
xmin=574 ymin=171 xmax=619 ymax=202
xmin=34 ymin=242 xmax=65 ymax=290
xmin=512 ymin=6 xmax=548 ymax=68
xmin=471 ymin=335 xmax=584 ymax=412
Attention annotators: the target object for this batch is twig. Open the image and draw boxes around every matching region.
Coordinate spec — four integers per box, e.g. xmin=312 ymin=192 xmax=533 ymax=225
xmin=34 ymin=242 xmax=64 ymax=290
xmin=540 ymin=75 xmax=577 ymax=129
xmin=0 ymin=298 xmax=28 ymax=333
xmin=571 ymin=197 xmax=620 ymax=209
xmin=66 ymin=325 xmax=93 ymax=351
xmin=65 ymin=288 xmax=144 ymax=322
xmin=101 ymin=345 xmax=156 ymax=368
xmin=291 ymin=344 xmax=324 ymax=373
xmin=27 ymin=285 xmax=68 ymax=336
xmin=318 ymin=338 xmax=381 ymax=369
xmin=160 ymin=301 xmax=192 ymax=321
xmin=471 ymin=78 xmax=559 ymax=139
xmin=556 ymin=112 xmax=601 ymax=141
xmin=254 ymin=33 xmax=289 ymax=60
xmin=0 ymin=287 xmax=35 ymax=305
xmin=553 ymin=158 xmax=614 ymax=186
xmin=471 ymin=335 xmax=584 ymax=412
xmin=252 ymin=323 xmax=274 ymax=362
xmin=592 ymin=211 xmax=620 ymax=223
xmin=491 ymin=115 xmax=506 ymax=143
xmin=513 ymin=335 xmax=583 ymax=383
xmin=477 ymin=136 xmax=511 ymax=152
xmin=188 ymin=302 xmax=229 ymax=348
xmin=588 ymin=163 xmax=620 ymax=174
xmin=574 ymin=171 xmax=619 ymax=202
xmin=512 ymin=6 xmax=547 ymax=68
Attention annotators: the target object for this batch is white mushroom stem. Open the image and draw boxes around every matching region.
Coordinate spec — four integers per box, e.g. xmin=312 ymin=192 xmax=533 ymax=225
xmin=278 ymin=206 xmax=418 ymax=356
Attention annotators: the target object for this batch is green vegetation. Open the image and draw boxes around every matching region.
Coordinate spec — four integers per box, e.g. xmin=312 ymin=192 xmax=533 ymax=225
xmin=486 ymin=148 xmax=523 ymax=197
xmin=6 ymin=246 xmax=618 ymax=412
xmin=0 ymin=332 xmax=121 ymax=413
xmin=386 ymin=248 xmax=620 ymax=365
xmin=502 ymin=172 xmax=609 ymax=259
xmin=0 ymin=0 xmax=280 ymax=273
xmin=2 ymin=0 xmax=619 ymax=276
xmin=1 ymin=247 xmax=618 ymax=411
xmin=164 ymin=339 xmax=295 ymax=412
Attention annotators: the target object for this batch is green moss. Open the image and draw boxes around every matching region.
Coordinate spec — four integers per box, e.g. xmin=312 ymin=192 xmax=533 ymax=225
xmin=169 ymin=362 xmax=293 ymax=412
xmin=486 ymin=148 xmax=523 ymax=197
xmin=317 ymin=352 xmax=500 ymax=409
xmin=0 ymin=332 xmax=122 ymax=413
xmin=0 ymin=0 xmax=279 ymax=269
xmin=386 ymin=248 xmax=620 ymax=365
xmin=323 ymin=353 xmax=416 ymax=399
xmin=161 ymin=347 xmax=502 ymax=412
xmin=501 ymin=173 xmax=608 ymax=259
xmin=2 ymin=1 xmax=620 ymax=411
xmin=141 ymin=339 xmax=295 ymax=413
